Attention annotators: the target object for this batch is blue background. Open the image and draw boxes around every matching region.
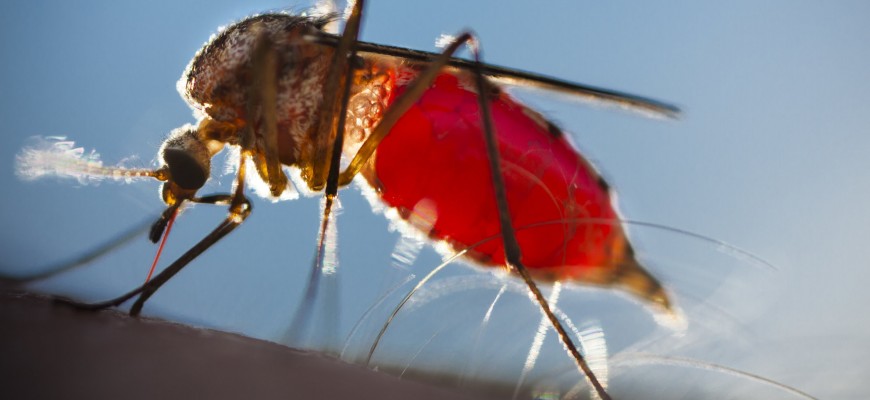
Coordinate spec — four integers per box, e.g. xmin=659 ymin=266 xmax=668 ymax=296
xmin=2 ymin=1 xmax=868 ymax=398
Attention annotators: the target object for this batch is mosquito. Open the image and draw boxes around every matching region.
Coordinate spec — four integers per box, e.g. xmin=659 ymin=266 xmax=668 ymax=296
xmin=15 ymin=1 xmax=692 ymax=398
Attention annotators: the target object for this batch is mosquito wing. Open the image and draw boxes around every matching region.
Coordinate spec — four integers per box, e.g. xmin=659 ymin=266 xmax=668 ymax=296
xmin=309 ymin=34 xmax=680 ymax=119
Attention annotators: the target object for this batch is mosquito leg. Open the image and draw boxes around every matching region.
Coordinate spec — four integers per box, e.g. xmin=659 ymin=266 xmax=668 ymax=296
xmin=149 ymin=203 xmax=181 ymax=243
xmin=60 ymin=109 xmax=257 ymax=317
xmin=246 ymin=26 xmax=289 ymax=197
xmin=284 ymin=0 xmax=365 ymax=348
xmin=125 ymin=142 xmax=255 ymax=317
xmin=123 ymin=114 xmax=256 ymax=316
xmin=128 ymin=195 xmax=251 ymax=316
xmin=53 ymin=285 xmax=145 ymax=311
xmin=0 ymin=217 xmax=153 ymax=283
xmin=467 ymin=41 xmax=612 ymax=400
xmin=54 ymin=193 xmax=251 ymax=316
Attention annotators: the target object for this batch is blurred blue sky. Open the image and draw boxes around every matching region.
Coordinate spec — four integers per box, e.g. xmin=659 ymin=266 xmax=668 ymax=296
xmin=2 ymin=1 xmax=869 ymax=398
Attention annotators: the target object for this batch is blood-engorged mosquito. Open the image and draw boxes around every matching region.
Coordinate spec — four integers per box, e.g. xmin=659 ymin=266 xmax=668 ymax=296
xmin=10 ymin=1 xmax=820 ymax=399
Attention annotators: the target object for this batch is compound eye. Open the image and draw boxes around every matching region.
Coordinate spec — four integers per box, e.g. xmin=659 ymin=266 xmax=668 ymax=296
xmin=163 ymin=147 xmax=208 ymax=190
xmin=160 ymin=124 xmax=211 ymax=191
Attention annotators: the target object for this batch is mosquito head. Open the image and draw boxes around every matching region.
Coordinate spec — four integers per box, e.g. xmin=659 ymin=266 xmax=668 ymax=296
xmin=158 ymin=124 xmax=211 ymax=206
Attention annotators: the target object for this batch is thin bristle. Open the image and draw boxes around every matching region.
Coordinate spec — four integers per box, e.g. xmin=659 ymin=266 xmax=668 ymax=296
xmin=15 ymin=136 xmax=159 ymax=185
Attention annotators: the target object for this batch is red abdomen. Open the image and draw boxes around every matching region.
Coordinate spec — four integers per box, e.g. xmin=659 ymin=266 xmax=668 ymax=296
xmin=367 ymin=73 xmax=628 ymax=281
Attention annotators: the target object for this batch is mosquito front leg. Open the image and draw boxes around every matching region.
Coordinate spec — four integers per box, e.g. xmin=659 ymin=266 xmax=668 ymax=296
xmin=126 ymin=143 xmax=255 ymax=317
xmin=128 ymin=194 xmax=252 ymax=316
xmin=54 ymin=193 xmax=252 ymax=316
xmin=57 ymin=145 xmax=255 ymax=316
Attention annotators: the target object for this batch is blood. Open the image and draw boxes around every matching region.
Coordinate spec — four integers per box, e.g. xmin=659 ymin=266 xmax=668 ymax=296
xmin=371 ymin=73 xmax=627 ymax=282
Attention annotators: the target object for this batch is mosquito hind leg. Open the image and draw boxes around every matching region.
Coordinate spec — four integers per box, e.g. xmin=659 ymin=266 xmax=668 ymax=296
xmin=331 ymin=22 xmax=612 ymax=397
xmin=465 ymin=38 xmax=612 ymax=400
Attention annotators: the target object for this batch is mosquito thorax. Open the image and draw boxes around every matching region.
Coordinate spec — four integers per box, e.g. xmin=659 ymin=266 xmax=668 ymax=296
xmin=178 ymin=13 xmax=335 ymax=175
